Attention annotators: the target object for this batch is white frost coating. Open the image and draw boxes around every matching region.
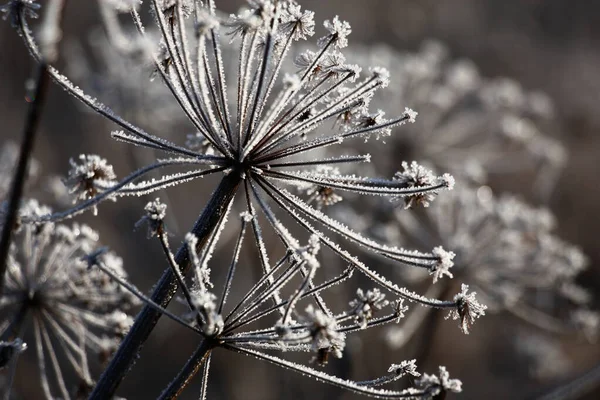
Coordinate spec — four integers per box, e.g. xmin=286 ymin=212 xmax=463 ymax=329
xmin=430 ymin=247 xmax=455 ymax=283
xmin=319 ymin=16 xmax=351 ymax=49
xmin=264 ymin=181 xmax=441 ymax=264
xmin=231 ymin=345 xmax=427 ymax=399
xmin=256 ymin=179 xmax=455 ymax=308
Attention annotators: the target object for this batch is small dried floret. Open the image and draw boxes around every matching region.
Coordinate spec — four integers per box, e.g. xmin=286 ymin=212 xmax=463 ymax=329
xmin=416 ymin=366 xmax=462 ymax=398
xmin=106 ymin=310 xmax=134 ymax=336
xmin=304 ymin=305 xmax=345 ymax=365
xmin=0 ymin=0 xmax=40 ymax=27
xmin=303 ymin=166 xmax=343 ymax=209
xmin=63 ymin=154 xmax=117 ymax=213
xmin=295 ymin=49 xmax=323 ymax=78
xmin=291 ymin=234 xmax=321 ymax=269
xmin=446 ymin=284 xmax=487 ymax=334
xmin=404 ymin=107 xmax=418 ymax=124
xmin=430 ymin=246 xmax=455 ymax=283
xmin=370 ymin=67 xmax=390 ymax=88
xmin=393 ymin=161 xmax=447 ymax=209
xmin=135 ymin=198 xmax=167 ymax=237
xmin=349 ymin=288 xmax=389 ymax=329
xmin=388 ymin=359 xmax=420 ymax=378
xmin=318 ymin=16 xmax=351 ymax=49
xmin=279 ymin=2 xmax=315 ymax=41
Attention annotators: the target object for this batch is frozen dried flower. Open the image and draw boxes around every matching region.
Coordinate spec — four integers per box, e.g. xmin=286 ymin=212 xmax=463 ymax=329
xmin=445 ymin=284 xmax=487 ymax=334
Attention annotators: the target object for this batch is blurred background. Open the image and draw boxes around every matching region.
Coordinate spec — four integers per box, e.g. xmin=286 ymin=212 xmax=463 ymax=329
xmin=1 ymin=0 xmax=600 ymax=399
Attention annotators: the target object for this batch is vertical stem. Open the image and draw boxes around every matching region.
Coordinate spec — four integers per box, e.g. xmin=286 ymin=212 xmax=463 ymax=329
xmin=0 ymin=62 xmax=49 ymax=294
xmin=90 ymin=174 xmax=240 ymax=399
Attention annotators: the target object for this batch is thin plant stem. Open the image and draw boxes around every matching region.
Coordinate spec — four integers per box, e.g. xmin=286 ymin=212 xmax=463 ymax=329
xmin=90 ymin=173 xmax=241 ymax=399
xmin=0 ymin=62 xmax=49 ymax=294
xmin=158 ymin=340 xmax=215 ymax=400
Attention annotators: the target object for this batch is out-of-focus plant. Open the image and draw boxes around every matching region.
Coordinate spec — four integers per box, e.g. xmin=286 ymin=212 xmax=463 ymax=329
xmin=344 ymin=41 xmax=566 ymax=201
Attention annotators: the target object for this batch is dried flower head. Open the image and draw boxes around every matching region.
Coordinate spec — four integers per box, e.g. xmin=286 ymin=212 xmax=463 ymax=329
xmin=349 ymin=288 xmax=389 ymax=329
xmin=416 ymin=366 xmax=463 ymax=398
xmin=0 ymin=201 xmax=138 ymax=398
xmin=445 ymin=284 xmax=487 ymax=334
xmin=63 ymin=154 xmax=117 ymax=214
xmin=135 ymin=197 xmax=167 ymax=237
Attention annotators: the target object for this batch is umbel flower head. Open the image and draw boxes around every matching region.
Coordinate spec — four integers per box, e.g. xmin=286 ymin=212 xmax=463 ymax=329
xmin=8 ymin=0 xmax=484 ymax=397
xmin=344 ymin=40 xmax=567 ymax=200
xmin=0 ymin=200 xmax=138 ymax=399
xmin=383 ymin=183 xmax=596 ymax=342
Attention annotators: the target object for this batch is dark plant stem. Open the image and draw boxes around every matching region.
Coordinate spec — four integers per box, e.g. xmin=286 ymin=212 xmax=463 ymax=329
xmin=90 ymin=174 xmax=241 ymax=399
xmin=158 ymin=339 xmax=215 ymax=400
xmin=0 ymin=62 xmax=49 ymax=294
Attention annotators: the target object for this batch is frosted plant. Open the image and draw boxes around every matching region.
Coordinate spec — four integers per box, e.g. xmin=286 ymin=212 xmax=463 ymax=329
xmin=344 ymin=40 xmax=567 ymax=200
xmin=0 ymin=200 xmax=138 ymax=398
xmin=5 ymin=0 xmax=487 ymax=398
xmin=379 ymin=183 xmax=595 ymax=348
xmin=83 ymin=199 xmax=463 ymax=398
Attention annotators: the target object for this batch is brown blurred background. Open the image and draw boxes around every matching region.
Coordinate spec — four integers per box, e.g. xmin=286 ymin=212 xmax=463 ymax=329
xmin=1 ymin=1 xmax=600 ymax=399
